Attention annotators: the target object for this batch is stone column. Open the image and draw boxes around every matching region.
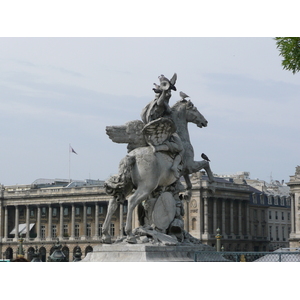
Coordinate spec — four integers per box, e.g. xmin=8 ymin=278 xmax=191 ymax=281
xmin=213 ymin=198 xmax=217 ymax=234
xmin=70 ymin=204 xmax=75 ymax=239
xmin=184 ymin=199 xmax=189 ymax=232
xmin=0 ymin=202 xmax=2 ymax=242
xmin=3 ymin=206 xmax=8 ymax=241
xmin=119 ymin=203 xmax=124 ymax=238
xmin=204 ymin=197 xmax=209 ymax=235
xmin=14 ymin=205 xmax=19 ymax=241
xmin=36 ymin=205 xmax=41 ymax=240
xmin=47 ymin=205 xmax=52 ymax=240
xmin=291 ymin=194 xmax=295 ymax=234
xmin=246 ymin=203 xmax=250 ymax=237
xmin=94 ymin=203 xmax=99 ymax=240
xmin=222 ymin=199 xmax=226 ymax=237
xmin=59 ymin=204 xmax=64 ymax=239
xmin=230 ymin=200 xmax=234 ymax=236
xmin=26 ymin=205 xmax=30 ymax=240
xmin=238 ymin=201 xmax=242 ymax=236
xmin=82 ymin=203 xmax=87 ymax=239
xmin=199 ymin=197 xmax=203 ymax=239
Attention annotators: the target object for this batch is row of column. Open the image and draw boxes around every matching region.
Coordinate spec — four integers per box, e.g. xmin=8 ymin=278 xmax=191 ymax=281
xmin=203 ymin=197 xmax=250 ymax=238
xmin=0 ymin=202 xmax=121 ymax=242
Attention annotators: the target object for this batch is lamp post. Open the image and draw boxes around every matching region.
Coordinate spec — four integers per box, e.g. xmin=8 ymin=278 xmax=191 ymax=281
xmin=17 ymin=236 xmax=25 ymax=259
xmin=215 ymin=228 xmax=222 ymax=252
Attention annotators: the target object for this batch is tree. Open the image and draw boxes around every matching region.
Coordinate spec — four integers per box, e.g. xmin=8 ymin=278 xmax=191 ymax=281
xmin=275 ymin=37 xmax=300 ymax=74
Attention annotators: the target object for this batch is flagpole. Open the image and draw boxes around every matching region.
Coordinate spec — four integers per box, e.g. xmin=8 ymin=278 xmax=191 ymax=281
xmin=69 ymin=143 xmax=71 ymax=183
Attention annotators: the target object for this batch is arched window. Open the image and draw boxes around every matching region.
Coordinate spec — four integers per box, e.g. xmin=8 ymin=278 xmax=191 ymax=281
xmin=27 ymin=247 xmax=35 ymax=261
xmin=191 ymin=218 xmax=197 ymax=230
xmin=39 ymin=247 xmax=46 ymax=262
xmin=85 ymin=246 xmax=93 ymax=256
xmin=5 ymin=247 xmax=13 ymax=260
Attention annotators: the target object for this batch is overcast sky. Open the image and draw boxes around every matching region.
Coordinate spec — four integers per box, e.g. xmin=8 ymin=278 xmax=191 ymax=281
xmin=1 ymin=37 xmax=299 ymax=186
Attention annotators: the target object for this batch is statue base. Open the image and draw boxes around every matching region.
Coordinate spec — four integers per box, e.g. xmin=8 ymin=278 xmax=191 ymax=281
xmin=81 ymin=243 xmax=215 ymax=262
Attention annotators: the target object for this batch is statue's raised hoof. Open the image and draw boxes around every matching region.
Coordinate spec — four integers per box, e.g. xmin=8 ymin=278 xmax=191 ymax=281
xmin=126 ymin=236 xmax=137 ymax=244
xmin=101 ymin=234 xmax=112 ymax=244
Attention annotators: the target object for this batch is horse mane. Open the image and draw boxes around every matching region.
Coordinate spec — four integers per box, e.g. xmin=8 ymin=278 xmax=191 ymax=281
xmin=171 ymin=99 xmax=193 ymax=111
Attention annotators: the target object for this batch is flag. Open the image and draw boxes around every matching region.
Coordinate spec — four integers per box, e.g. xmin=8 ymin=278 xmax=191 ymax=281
xmin=69 ymin=145 xmax=78 ymax=155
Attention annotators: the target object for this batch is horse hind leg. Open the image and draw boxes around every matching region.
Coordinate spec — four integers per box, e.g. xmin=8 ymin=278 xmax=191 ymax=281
xmin=101 ymin=196 xmax=119 ymax=244
xmin=125 ymin=189 xmax=153 ymax=243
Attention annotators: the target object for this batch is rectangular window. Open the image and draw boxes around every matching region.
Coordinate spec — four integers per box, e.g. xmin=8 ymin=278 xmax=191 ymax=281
xmin=275 ymin=211 xmax=278 ymax=220
xmin=275 ymin=197 xmax=278 ymax=205
xmin=86 ymin=223 xmax=91 ymax=237
xmin=282 ymin=212 xmax=284 ymax=220
xmin=268 ymin=196 xmax=272 ymax=205
xmin=269 ymin=211 xmax=272 ymax=219
xmin=269 ymin=226 xmax=272 ymax=240
xmin=75 ymin=207 xmax=80 ymax=216
xmin=282 ymin=226 xmax=285 ymax=239
xmin=63 ymin=224 xmax=68 ymax=236
xmin=41 ymin=207 xmax=46 ymax=217
xmin=280 ymin=198 xmax=285 ymax=206
xmin=110 ymin=223 xmax=115 ymax=236
xmin=41 ymin=225 xmax=46 ymax=239
xmin=261 ymin=210 xmax=265 ymax=221
xmin=288 ymin=212 xmax=290 ymax=221
xmin=30 ymin=209 xmax=35 ymax=217
xmin=98 ymin=223 xmax=102 ymax=236
xmin=87 ymin=206 xmax=92 ymax=215
xmin=52 ymin=225 xmax=57 ymax=238
xmin=64 ymin=207 xmax=69 ymax=216
xmin=52 ymin=208 xmax=57 ymax=217
xmin=123 ymin=205 xmax=128 ymax=214
xmin=75 ymin=224 xmax=80 ymax=237
xmin=276 ymin=226 xmax=279 ymax=240
xmin=19 ymin=208 xmax=24 ymax=217
xmin=99 ymin=206 xmax=104 ymax=214
xmin=253 ymin=209 xmax=257 ymax=221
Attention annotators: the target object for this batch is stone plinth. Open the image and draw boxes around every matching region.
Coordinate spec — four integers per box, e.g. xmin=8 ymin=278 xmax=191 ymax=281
xmin=81 ymin=243 xmax=214 ymax=262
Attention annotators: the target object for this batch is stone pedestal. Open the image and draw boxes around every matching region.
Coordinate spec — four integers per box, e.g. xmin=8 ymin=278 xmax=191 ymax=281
xmin=81 ymin=243 xmax=214 ymax=262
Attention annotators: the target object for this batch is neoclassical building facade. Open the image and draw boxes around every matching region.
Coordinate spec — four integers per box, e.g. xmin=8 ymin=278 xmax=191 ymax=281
xmin=0 ymin=173 xmax=292 ymax=261
xmin=0 ymin=179 xmax=130 ymax=261
xmin=287 ymin=166 xmax=300 ymax=248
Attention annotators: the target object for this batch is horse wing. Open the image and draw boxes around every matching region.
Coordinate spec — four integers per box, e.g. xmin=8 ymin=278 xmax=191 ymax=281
xmin=106 ymin=120 xmax=147 ymax=152
xmin=142 ymin=117 xmax=176 ymax=146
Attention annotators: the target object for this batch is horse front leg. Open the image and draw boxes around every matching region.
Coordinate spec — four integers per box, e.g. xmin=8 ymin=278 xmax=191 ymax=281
xmin=190 ymin=160 xmax=215 ymax=183
xmin=101 ymin=196 xmax=119 ymax=244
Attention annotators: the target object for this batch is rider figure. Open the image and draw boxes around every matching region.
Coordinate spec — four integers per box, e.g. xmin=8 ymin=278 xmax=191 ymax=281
xmin=141 ymin=77 xmax=184 ymax=179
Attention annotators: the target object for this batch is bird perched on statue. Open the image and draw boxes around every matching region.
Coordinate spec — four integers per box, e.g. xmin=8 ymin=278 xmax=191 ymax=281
xmin=158 ymin=74 xmax=177 ymax=91
xmin=179 ymin=91 xmax=189 ymax=100
xmin=201 ymin=153 xmax=210 ymax=162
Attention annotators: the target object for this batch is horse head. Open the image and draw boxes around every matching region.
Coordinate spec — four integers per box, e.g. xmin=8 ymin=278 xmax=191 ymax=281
xmin=172 ymin=100 xmax=208 ymax=128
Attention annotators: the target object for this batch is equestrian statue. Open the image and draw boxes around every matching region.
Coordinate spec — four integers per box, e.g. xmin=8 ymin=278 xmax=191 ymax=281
xmin=102 ymin=73 xmax=215 ymax=244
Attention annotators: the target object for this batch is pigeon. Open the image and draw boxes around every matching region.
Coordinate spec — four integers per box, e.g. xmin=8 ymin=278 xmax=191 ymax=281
xmin=180 ymin=91 xmax=189 ymax=100
xmin=158 ymin=74 xmax=177 ymax=91
xmin=201 ymin=153 xmax=210 ymax=162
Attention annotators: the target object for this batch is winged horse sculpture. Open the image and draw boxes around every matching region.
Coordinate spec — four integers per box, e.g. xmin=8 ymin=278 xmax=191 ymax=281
xmin=102 ymin=73 xmax=214 ymax=243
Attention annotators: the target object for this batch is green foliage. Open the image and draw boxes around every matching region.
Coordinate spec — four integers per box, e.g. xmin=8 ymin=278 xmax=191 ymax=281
xmin=275 ymin=37 xmax=300 ymax=74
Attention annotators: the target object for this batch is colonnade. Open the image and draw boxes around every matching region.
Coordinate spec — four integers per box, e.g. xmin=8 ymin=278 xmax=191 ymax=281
xmin=186 ymin=197 xmax=251 ymax=239
xmin=0 ymin=202 xmax=122 ymax=242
